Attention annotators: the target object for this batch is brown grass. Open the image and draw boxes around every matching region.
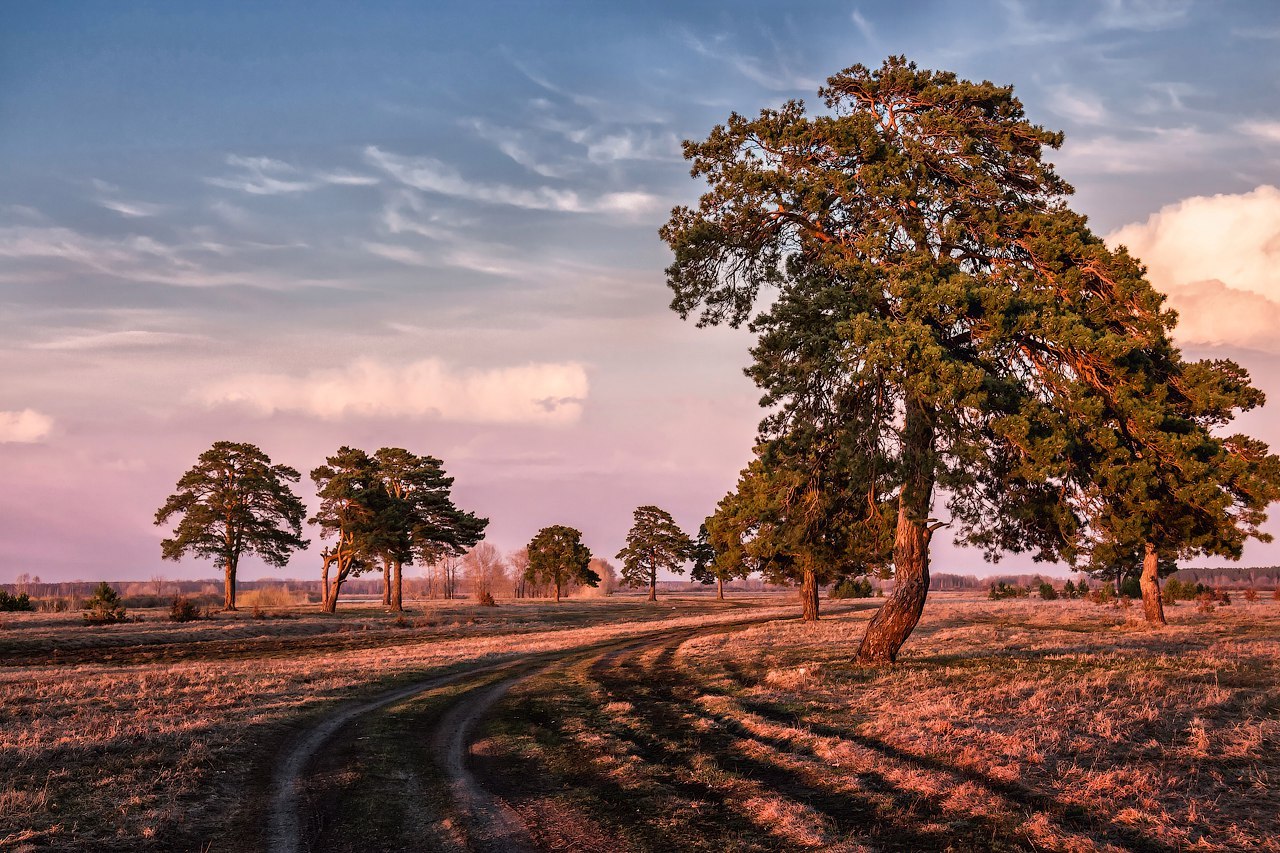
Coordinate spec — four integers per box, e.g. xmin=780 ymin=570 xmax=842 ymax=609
xmin=0 ymin=595 xmax=781 ymax=851
xmin=477 ymin=594 xmax=1280 ymax=852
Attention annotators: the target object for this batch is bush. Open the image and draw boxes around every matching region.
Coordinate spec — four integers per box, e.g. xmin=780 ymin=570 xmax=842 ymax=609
xmin=830 ymin=578 xmax=874 ymax=599
xmin=84 ymin=582 xmax=127 ymax=624
xmin=0 ymin=590 xmax=34 ymax=612
xmin=1196 ymin=591 xmax=1215 ymax=614
xmin=1119 ymin=576 xmax=1141 ymax=599
xmin=1038 ymin=581 xmax=1058 ymax=601
xmin=1062 ymin=580 xmax=1076 ymax=599
xmin=476 ymin=590 xmax=497 ymax=607
xmin=1245 ymin=587 xmax=1259 ymax=602
xmin=169 ymin=596 xmax=202 ymax=622
xmin=988 ymin=581 xmax=1028 ymax=600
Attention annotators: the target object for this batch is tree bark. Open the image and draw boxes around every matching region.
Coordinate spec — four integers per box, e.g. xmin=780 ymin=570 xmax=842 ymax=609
xmin=382 ymin=559 xmax=392 ymax=606
xmin=224 ymin=558 xmax=237 ymax=611
xmin=801 ymin=565 xmax=819 ymax=621
xmin=648 ymin=569 xmax=657 ymax=602
xmin=1140 ymin=541 xmax=1167 ymax=626
xmin=554 ymin=579 xmax=561 ymax=603
xmin=857 ymin=399 xmax=936 ymax=664
xmin=717 ymin=576 xmax=724 ymax=600
xmin=391 ymin=559 xmax=404 ymax=611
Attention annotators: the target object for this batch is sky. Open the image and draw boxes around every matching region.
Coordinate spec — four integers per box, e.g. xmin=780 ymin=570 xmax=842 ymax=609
xmin=3 ymin=0 xmax=1280 ymax=582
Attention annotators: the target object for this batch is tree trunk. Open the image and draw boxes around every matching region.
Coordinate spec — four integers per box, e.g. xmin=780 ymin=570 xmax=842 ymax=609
xmin=857 ymin=399 xmax=936 ymax=664
xmin=801 ymin=565 xmax=819 ymax=621
xmin=554 ymin=579 xmax=561 ymax=603
xmin=1140 ymin=541 xmax=1167 ymax=626
xmin=391 ymin=559 xmax=404 ymax=611
xmin=224 ymin=558 xmax=237 ymax=611
xmin=648 ymin=570 xmax=657 ymax=602
xmin=382 ymin=559 xmax=392 ymax=606
xmin=717 ymin=576 xmax=724 ymax=600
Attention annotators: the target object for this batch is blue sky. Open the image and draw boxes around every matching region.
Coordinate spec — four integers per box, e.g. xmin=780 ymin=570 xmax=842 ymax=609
xmin=3 ymin=1 xmax=1280 ymax=581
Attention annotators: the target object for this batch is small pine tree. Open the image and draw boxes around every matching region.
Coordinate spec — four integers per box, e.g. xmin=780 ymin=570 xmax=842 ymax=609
xmin=0 ymin=590 xmax=34 ymax=612
xmin=1062 ymin=579 xmax=1076 ymax=599
xmin=84 ymin=582 xmax=127 ymax=624
xmin=1038 ymin=581 xmax=1059 ymax=601
xmin=1244 ymin=588 xmax=1259 ymax=602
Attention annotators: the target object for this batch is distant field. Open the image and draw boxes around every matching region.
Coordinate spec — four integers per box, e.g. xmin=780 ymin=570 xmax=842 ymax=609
xmin=2 ymin=593 xmax=1277 ymax=851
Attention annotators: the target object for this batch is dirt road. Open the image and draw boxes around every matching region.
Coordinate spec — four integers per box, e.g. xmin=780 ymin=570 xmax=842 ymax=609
xmin=265 ymin=619 xmax=770 ymax=853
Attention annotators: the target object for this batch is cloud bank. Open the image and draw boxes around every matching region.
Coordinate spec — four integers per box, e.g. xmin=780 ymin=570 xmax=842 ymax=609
xmin=1107 ymin=185 xmax=1280 ymax=351
xmin=196 ymin=358 xmax=589 ymax=424
xmin=0 ymin=409 xmax=53 ymax=443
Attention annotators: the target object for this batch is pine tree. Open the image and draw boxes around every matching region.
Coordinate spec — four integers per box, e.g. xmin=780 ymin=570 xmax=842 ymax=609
xmin=155 ymin=441 xmax=308 ymax=611
xmin=526 ymin=525 xmax=597 ymax=602
xmin=617 ymin=505 xmax=693 ymax=602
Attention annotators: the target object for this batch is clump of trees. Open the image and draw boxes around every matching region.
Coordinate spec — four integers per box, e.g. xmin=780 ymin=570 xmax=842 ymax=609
xmin=830 ymin=578 xmax=875 ymax=599
xmin=310 ymin=446 xmax=486 ymax=612
xmin=617 ymin=505 xmax=693 ymax=602
xmin=661 ymin=55 xmax=1280 ymax=660
xmin=0 ymin=590 xmax=34 ymax=612
xmin=988 ymin=582 xmax=1030 ymax=601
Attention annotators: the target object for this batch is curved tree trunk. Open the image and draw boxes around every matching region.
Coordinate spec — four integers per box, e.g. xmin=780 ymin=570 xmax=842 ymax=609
xmin=391 ymin=559 xmax=404 ymax=611
xmin=1140 ymin=541 xmax=1167 ymax=626
xmin=857 ymin=400 xmax=936 ymax=664
xmin=224 ymin=558 xmax=237 ymax=611
xmin=801 ymin=565 xmax=819 ymax=621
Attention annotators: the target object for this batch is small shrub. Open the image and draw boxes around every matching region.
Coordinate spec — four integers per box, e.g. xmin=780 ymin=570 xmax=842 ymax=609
xmin=1215 ymin=588 xmax=1231 ymax=606
xmin=1062 ymin=580 xmax=1076 ymax=598
xmin=1038 ymin=581 xmax=1058 ymax=601
xmin=0 ymin=590 xmax=34 ymax=612
xmin=168 ymin=596 xmax=202 ymax=622
xmin=476 ymin=590 xmax=497 ymax=607
xmin=1119 ymin=576 xmax=1141 ymax=599
xmin=1162 ymin=579 xmax=1180 ymax=604
xmin=84 ymin=582 xmax=127 ymax=624
xmin=1273 ymin=587 xmax=1280 ymax=602
xmin=988 ymin=581 xmax=1028 ymax=600
xmin=1244 ymin=588 xmax=1259 ymax=602
xmin=1196 ymin=591 xmax=1215 ymax=614
xmin=830 ymin=578 xmax=874 ymax=599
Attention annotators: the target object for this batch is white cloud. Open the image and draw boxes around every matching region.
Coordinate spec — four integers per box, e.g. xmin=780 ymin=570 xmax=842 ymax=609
xmin=207 ymin=155 xmax=379 ymax=195
xmin=851 ymin=8 xmax=875 ymax=41
xmin=1056 ymin=125 xmax=1213 ymax=174
xmin=31 ymin=330 xmax=208 ymax=351
xmin=195 ymin=358 xmax=589 ymax=424
xmin=1046 ymin=86 xmax=1107 ymax=125
xmin=99 ymin=198 xmax=168 ymax=218
xmin=1107 ymin=185 xmax=1280 ymax=351
xmin=1240 ymin=120 xmax=1280 ymax=144
xmin=363 ymin=241 xmax=433 ymax=266
xmin=0 ymin=409 xmax=53 ymax=443
xmin=364 ymin=146 xmax=660 ymax=216
xmin=681 ymin=30 xmax=820 ymax=92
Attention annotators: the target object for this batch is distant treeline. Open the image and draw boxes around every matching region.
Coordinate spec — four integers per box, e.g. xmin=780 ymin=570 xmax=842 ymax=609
xmin=931 ymin=567 xmax=1280 ymax=591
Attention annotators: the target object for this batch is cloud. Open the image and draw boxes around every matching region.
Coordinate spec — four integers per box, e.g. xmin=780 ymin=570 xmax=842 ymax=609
xmin=207 ymin=155 xmax=379 ymax=195
xmin=681 ymin=30 xmax=820 ymax=92
xmin=31 ymin=330 xmax=208 ymax=350
xmin=1046 ymin=86 xmax=1107 ymax=125
xmin=99 ymin=198 xmax=168 ymax=218
xmin=1056 ymin=125 xmax=1214 ymax=174
xmin=851 ymin=8 xmax=875 ymax=41
xmin=1107 ymin=185 xmax=1280 ymax=350
xmin=0 ymin=409 xmax=53 ymax=443
xmin=1240 ymin=120 xmax=1280 ymax=144
xmin=363 ymin=241 xmax=433 ymax=266
xmin=364 ymin=146 xmax=660 ymax=216
xmin=195 ymin=358 xmax=589 ymax=424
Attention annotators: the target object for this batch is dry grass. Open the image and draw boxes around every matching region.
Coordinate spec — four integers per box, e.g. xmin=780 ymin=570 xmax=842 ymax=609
xmin=0 ymin=595 xmax=781 ymax=851
xmin=478 ymin=594 xmax=1280 ymax=852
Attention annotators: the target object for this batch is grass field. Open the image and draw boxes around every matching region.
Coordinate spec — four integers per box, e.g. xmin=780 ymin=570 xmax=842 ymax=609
xmin=2 ymin=592 xmax=1277 ymax=851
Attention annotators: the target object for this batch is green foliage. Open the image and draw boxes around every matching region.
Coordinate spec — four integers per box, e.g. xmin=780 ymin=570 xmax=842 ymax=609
xmin=526 ymin=525 xmax=597 ymax=601
xmin=830 ymin=578 xmax=874 ymax=599
xmin=168 ymin=596 xmax=202 ymax=622
xmin=371 ymin=447 xmax=487 ymax=569
xmin=1119 ymin=576 xmax=1142 ymax=599
xmin=616 ymin=505 xmax=693 ymax=597
xmin=1062 ymin=580 xmax=1077 ymax=599
xmin=1038 ymin=581 xmax=1059 ymax=601
xmin=83 ymin=582 xmax=127 ymax=624
xmin=0 ymin=590 xmax=34 ymax=612
xmin=155 ymin=441 xmax=309 ymax=609
xmin=988 ymin=582 xmax=1029 ymax=600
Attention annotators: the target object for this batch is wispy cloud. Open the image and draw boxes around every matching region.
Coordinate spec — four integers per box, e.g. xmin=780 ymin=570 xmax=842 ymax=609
xmin=31 ymin=330 xmax=209 ymax=351
xmin=364 ymin=145 xmax=660 ymax=216
xmin=98 ymin=198 xmax=168 ymax=218
xmin=0 ymin=409 xmax=53 ymax=443
xmin=363 ymin=241 xmax=433 ymax=266
xmin=682 ymin=30 xmax=820 ymax=92
xmin=207 ymin=155 xmax=379 ymax=195
xmin=1240 ymin=120 xmax=1280 ymax=144
xmin=195 ymin=358 xmax=590 ymax=425
xmin=1046 ymin=86 xmax=1108 ymax=125
xmin=851 ymin=8 xmax=875 ymax=42
xmin=1055 ymin=125 xmax=1215 ymax=174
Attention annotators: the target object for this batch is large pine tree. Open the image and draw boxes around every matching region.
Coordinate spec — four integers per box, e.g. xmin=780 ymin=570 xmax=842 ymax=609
xmin=661 ymin=56 xmax=1278 ymax=660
